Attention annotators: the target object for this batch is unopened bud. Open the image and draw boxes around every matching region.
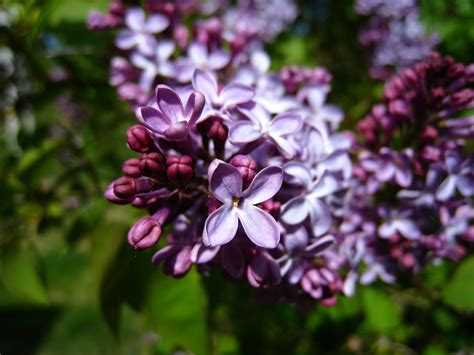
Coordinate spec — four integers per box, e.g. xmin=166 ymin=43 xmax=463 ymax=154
xmin=127 ymin=125 xmax=155 ymax=153
xmin=230 ymin=155 xmax=257 ymax=185
xmin=166 ymin=155 xmax=193 ymax=183
xmin=113 ymin=176 xmax=152 ymax=198
xmin=122 ymin=158 xmax=141 ymax=177
xmin=139 ymin=152 xmax=165 ymax=178
xmin=128 ymin=216 xmax=162 ymax=249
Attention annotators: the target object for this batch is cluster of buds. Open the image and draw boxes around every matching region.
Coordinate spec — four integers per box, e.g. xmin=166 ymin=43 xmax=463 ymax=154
xmin=355 ymin=0 xmax=439 ymax=79
xmin=95 ymin=0 xmax=359 ymax=305
xmin=340 ymin=53 xmax=474 ymax=292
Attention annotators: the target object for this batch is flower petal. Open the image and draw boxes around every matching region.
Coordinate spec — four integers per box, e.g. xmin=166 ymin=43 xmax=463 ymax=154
xmin=457 ymin=175 xmax=474 ymax=196
xmin=280 ymin=196 xmax=309 ymax=225
xmin=115 ymin=30 xmax=137 ymax=50
xmin=210 ymin=162 xmax=243 ymax=203
xmin=242 ymin=166 xmax=283 ymax=204
xmin=208 ymin=50 xmax=231 ymax=70
xmin=394 ymin=219 xmax=421 ymax=240
xmin=228 ymin=120 xmax=262 ymax=144
xmin=125 ymin=7 xmax=145 ymax=31
xmin=378 ymin=221 xmax=396 ymax=238
xmin=237 ymin=203 xmax=280 ymax=248
xmin=219 ymin=83 xmax=255 ymax=108
xmin=156 ymin=85 xmax=184 ymax=123
xmin=192 ymin=69 xmax=218 ymax=103
xmin=191 ymin=243 xmax=220 ymax=264
xmin=283 ymin=226 xmax=309 ymax=252
xmin=156 ymin=39 xmax=175 ymax=62
xmin=308 ymin=172 xmax=339 ymax=199
xmin=184 ymin=91 xmax=205 ymax=127
xmin=204 ymin=206 xmax=239 ymax=247
xmin=305 ymin=234 xmax=335 ymax=255
xmin=283 ymin=162 xmax=313 ymax=188
xmin=436 ymin=176 xmax=457 ymax=201
xmin=139 ymin=106 xmax=170 ymax=133
xmin=146 ymin=13 xmax=169 ymax=33
xmin=268 ymin=112 xmax=302 ymax=136
xmin=307 ymin=198 xmax=332 ymax=237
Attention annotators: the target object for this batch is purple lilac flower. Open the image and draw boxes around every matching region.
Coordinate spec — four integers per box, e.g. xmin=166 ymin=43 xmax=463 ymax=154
xmin=115 ymin=7 xmax=170 ymax=56
xmin=96 ymin=1 xmax=356 ymax=306
xmin=204 ymin=161 xmax=283 ymax=248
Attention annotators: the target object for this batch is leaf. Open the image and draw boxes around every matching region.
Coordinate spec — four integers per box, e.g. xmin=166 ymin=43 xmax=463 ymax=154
xmin=49 ymin=0 xmax=110 ymax=24
xmin=0 ymin=243 xmax=48 ymax=304
xmin=145 ymin=270 xmax=210 ymax=355
xmin=442 ymin=256 xmax=474 ymax=311
xmin=361 ymin=288 xmax=401 ymax=332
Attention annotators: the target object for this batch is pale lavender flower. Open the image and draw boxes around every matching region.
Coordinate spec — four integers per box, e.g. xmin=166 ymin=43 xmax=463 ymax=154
xmin=192 ymin=69 xmax=255 ymax=120
xmin=280 ymin=164 xmax=339 ymax=236
xmin=377 ymin=206 xmax=421 ymax=240
xmin=204 ymin=161 xmax=283 ymax=248
xmin=229 ymin=103 xmax=302 ymax=158
xmin=115 ymin=7 xmax=170 ymax=56
xmin=174 ymin=42 xmax=230 ymax=82
xmin=131 ymin=40 xmax=175 ymax=90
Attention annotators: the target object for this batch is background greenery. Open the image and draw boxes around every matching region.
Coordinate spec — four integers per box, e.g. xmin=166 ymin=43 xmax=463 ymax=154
xmin=1 ymin=0 xmax=473 ymax=354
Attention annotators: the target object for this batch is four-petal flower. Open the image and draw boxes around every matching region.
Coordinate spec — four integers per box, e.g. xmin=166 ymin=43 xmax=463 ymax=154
xmin=204 ymin=161 xmax=283 ymax=248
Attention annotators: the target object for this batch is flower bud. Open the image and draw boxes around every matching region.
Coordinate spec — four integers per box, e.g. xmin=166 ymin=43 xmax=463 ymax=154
xmin=139 ymin=152 xmax=165 ymax=178
xmin=104 ymin=182 xmax=134 ymax=205
xmin=126 ymin=125 xmax=154 ymax=153
xmin=260 ymin=199 xmax=281 ymax=218
xmin=112 ymin=176 xmax=153 ymax=198
xmin=122 ymin=158 xmax=141 ymax=177
xmin=128 ymin=216 xmax=162 ymax=249
xmin=230 ymin=155 xmax=257 ymax=185
xmin=208 ymin=118 xmax=228 ymax=145
xmin=166 ymin=155 xmax=193 ymax=183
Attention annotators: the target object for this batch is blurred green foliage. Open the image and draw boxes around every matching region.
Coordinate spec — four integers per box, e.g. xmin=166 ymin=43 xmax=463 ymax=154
xmin=0 ymin=0 xmax=473 ymax=354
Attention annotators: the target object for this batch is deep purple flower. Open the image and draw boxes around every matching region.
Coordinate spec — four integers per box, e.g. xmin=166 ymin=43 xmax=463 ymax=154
xmin=204 ymin=161 xmax=283 ymax=248
xmin=436 ymin=153 xmax=474 ymax=201
xmin=138 ymin=85 xmax=205 ymax=140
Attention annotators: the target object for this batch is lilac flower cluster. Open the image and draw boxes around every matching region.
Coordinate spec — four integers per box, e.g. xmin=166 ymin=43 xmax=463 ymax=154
xmin=355 ymin=0 xmax=439 ymax=79
xmin=94 ymin=1 xmax=359 ymax=305
xmin=342 ymin=53 xmax=474 ymax=291
xmin=88 ymin=0 xmax=298 ymax=107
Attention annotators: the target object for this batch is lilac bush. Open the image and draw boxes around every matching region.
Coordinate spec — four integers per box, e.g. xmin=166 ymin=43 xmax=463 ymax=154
xmin=91 ymin=1 xmax=473 ymax=307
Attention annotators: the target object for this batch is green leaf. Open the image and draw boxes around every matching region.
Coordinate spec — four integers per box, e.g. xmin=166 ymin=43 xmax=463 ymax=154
xmin=442 ymin=256 xmax=474 ymax=311
xmin=361 ymin=288 xmax=401 ymax=332
xmin=145 ymin=270 xmax=210 ymax=355
xmin=49 ymin=0 xmax=110 ymax=24
xmin=0 ymin=243 xmax=48 ymax=304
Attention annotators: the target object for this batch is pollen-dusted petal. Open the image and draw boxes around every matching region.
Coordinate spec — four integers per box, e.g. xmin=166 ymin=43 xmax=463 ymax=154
xmin=204 ymin=206 xmax=239 ymax=247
